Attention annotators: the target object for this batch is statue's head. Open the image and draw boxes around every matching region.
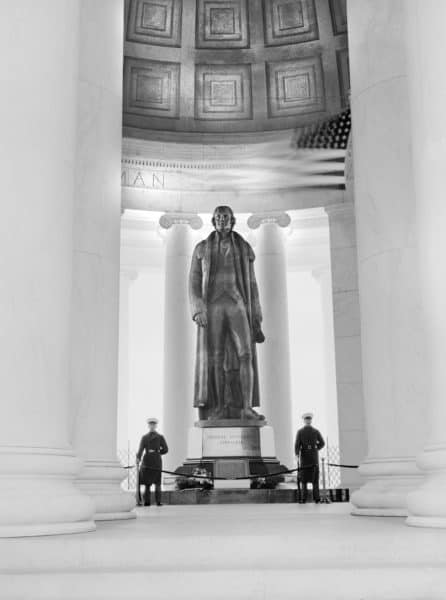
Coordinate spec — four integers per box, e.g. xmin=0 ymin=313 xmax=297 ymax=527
xmin=212 ymin=206 xmax=236 ymax=234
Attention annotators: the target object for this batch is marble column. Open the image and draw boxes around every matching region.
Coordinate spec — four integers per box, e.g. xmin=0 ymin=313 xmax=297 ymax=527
xmin=248 ymin=212 xmax=293 ymax=468
xmin=117 ymin=269 xmax=139 ymax=452
xmin=0 ymin=1 xmax=94 ymax=536
xmin=405 ymin=1 xmax=446 ymax=528
xmin=325 ymin=204 xmax=365 ymax=490
xmin=159 ymin=213 xmax=203 ymax=471
xmin=347 ymin=0 xmax=426 ymax=515
xmin=71 ymin=0 xmax=135 ymax=520
xmin=311 ymin=266 xmax=339 ymax=451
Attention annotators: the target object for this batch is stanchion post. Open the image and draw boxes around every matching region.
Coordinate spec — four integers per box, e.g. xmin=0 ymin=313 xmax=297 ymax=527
xmin=135 ymin=455 xmax=141 ymax=506
xmin=127 ymin=441 xmax=130 ymax=491
xmin=326 ymin=440 xmax=331 ymax=488
xmin=321 ymin=457 xmax=331 ymax=504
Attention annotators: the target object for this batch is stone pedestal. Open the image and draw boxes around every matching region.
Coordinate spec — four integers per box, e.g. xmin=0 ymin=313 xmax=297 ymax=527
xmin=178 ymin=422 xmax=286 ymax=489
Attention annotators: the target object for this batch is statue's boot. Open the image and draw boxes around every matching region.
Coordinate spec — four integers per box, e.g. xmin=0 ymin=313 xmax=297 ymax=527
xmin=240 ymin=407 xmax=265 ymax=421
xmin=212 ymin=406 xmax=229 ymax=420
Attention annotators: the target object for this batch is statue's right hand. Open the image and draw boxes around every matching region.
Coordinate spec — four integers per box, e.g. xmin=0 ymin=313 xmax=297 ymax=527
xmin=195 ymin=311 xmax=208 ymax=328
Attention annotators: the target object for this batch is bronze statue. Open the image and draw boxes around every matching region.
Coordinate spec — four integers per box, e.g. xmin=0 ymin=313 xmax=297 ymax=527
xmin=189 ymin=206 xmax=265 ymax=421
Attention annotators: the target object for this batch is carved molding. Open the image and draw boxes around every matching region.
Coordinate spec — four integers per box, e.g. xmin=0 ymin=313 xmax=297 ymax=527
xmin=336 ymin=48 xmax=350 ymax=108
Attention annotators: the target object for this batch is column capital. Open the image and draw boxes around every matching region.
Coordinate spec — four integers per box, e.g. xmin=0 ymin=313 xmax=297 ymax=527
xmin=324 ymin=202 xmax=355 ymax=221
xmin=247 ymin=211 xmax=291 ymax=230
xmin=159 ymin=212 xmax=203 ymax=230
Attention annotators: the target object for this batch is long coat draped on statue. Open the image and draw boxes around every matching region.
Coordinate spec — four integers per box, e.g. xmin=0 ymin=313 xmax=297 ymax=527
xmin=189 ymin=230 xmax=263 ymax=411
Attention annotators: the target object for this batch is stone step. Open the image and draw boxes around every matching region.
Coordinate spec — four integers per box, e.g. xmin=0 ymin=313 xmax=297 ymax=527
xmin=2 ymin=504 xmax=444 ymax=599
xmin=3 ymin=567 xmax=445 ymax=600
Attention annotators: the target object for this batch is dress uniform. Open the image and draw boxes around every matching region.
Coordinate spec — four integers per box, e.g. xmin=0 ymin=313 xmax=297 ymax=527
xmin=294 ymin=412 xmax=325 ymax=503
xmin=136 ymin=418 xmax=168 ymax=506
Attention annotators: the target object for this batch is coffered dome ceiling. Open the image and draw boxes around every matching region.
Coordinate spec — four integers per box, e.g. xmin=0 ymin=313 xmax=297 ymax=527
xmin=123 ymin=0 xmax=349 ymax=141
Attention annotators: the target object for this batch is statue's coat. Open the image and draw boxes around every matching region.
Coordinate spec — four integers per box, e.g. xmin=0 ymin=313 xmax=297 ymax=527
xmin=189 ymin=230 xmax=262 ymax=410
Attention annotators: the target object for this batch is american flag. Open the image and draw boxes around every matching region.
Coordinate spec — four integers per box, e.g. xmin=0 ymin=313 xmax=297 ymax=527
xmin=292 ymin=108 xmax=351 ymax=190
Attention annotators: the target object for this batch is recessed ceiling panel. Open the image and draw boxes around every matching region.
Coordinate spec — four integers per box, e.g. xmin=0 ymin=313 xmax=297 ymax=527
xmin=124 ymin=57 xmax=181 ymax=118
xmin=126 ymin=0 xmax=182 ymax=46
xmin=263 ymin=0 xmax=319 ymax=47
xmin=266 ymin=56 xmax=325 ymax=117
xmin=195 ymin=64 xmax=253 ymax=120
xmin=196 ymin=0 xmax=249 ymax=48
xmin=329 ymin=0 xmax=347 ymax=35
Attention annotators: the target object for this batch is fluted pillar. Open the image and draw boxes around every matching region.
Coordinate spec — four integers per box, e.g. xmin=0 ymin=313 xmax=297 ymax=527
xmin=325 ymin=204 xmax=365 ymax=490
xmin=71 ymin=0 xmax=135 ymax=520
xmin=0 ymin=1 xmax=95 ymax=536
xmin=159 ymin=213 xmax=203 ymax=471
xmin=248 ymin=212 xmax=293 ymax=467
xmin=311 ymin=266 xmax=339 ymax=450
xmin=405 ymin=1 xmax=446 ymax=528
xmin=347 ymin=0 xmax=426 ymax=515
xmin=117 ymin=269 xmax=139 ymax=452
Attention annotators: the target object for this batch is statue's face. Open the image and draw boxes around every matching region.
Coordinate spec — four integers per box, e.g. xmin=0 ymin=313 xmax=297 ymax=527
xmin=213 ymin=207 xmax=233 ymax=234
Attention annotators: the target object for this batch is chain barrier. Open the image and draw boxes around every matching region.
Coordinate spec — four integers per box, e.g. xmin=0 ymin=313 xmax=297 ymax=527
xmin=125 ymin=462 xmax=358 ymax=481
xmin=119 ymin=446 xmax=358 ymax=491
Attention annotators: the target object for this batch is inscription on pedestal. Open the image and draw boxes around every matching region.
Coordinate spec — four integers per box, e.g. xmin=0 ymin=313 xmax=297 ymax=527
xmin=202 ymin=427 xmax=260 ymax=457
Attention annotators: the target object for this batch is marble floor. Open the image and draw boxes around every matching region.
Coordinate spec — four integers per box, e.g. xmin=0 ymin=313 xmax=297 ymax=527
xmin=1 ymin=503 xmax=446 ymax=599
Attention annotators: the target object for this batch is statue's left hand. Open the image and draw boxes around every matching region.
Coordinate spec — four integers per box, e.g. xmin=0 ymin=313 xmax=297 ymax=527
xmin=194 ymin=311 xmax=208 ymax=328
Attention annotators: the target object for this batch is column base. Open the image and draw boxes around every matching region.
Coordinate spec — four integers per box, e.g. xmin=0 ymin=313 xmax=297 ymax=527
xmin=406 ymin=445 xmax=446 ymax=528
xmin=0 ymin=447 xmax=95 ymax=538
xmin=350 ymin=457 xmax=422 ymax=517
xmin=77 ymin=460 xmax=136 ymax=521
xmin=0 ymin=520 xmax=95 ymax=538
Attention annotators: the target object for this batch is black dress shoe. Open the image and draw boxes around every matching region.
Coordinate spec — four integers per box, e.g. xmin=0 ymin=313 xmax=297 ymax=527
xmin=144 ymin=503 xmax=150 ymax=507
xmin=156 ymin=502 xmax=163 ymax=506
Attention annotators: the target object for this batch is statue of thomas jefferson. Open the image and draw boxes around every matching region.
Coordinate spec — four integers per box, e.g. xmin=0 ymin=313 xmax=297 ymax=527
xmin=189 ymin=206 xmax=265 ymax=421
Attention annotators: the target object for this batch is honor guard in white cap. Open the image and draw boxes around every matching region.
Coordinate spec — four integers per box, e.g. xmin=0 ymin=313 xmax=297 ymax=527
xmin=136 ymin=417 xmax=168 ymax=506
xmin=294 ymin=412 xmax=325 ymax=503
xmin=301 ymin=412 xmax=314 ymax=420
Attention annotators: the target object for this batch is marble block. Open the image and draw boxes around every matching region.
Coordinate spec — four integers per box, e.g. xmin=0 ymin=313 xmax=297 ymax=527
xmin=187 ymin=425 xmax=276 ymax=459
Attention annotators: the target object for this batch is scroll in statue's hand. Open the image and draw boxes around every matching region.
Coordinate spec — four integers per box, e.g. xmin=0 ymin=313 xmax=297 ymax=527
xmin=194 ymin=311 xmax=208 ymax=328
